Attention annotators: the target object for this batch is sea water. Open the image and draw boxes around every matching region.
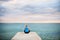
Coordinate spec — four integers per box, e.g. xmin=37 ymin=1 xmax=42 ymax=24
xmin=0 ymin=23 xmax=60 ymax=40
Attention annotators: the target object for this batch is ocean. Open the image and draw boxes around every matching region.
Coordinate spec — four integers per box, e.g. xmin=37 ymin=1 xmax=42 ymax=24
xmin=0 ymin=23 xmax=60 ymax=40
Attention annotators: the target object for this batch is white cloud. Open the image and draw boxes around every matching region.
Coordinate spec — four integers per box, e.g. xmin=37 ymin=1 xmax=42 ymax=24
xmin=1 ymin=0 xmax=59 ymax=13
xmin=0 ymin=0 xmax=60 ymax=22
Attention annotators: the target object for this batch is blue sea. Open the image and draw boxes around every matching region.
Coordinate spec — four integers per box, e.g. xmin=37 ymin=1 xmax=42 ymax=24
xmin=0 ymin=23 xmax=60 ymax=40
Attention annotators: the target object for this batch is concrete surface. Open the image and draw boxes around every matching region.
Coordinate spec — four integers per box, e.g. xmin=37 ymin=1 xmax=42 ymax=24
xmin=11 ymin=32 xmax=41 ymax=40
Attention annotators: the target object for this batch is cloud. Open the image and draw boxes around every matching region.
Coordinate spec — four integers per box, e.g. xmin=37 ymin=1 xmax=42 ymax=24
xmin=0 ymin=13 xmax=60 ymax=23
xmin=0 ymin=5 xmax=6 ymax=16
xmin=19 ymin=0 xmax=59 ymax=14
xmin=20 ymin=5 xmax=58 ymax=14
xmin=0 ymin=0 xmax=11 ymax=2
xmin=0 ymin=0 xmax=60 ymax=21
xmin=2 ymin=0 xmax=59 ymax=14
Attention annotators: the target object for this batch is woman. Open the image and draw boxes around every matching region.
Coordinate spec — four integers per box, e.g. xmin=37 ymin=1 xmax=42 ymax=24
xmin=24 ymin=24 xmax=30 ymax=34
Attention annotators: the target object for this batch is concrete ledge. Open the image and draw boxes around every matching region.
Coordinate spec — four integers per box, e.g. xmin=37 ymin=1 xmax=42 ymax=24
xmin=11 ymin=32 xmax=41 ymax=40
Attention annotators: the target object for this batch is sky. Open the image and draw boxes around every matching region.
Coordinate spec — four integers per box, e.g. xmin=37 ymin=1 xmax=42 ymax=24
xmin=0 ymin=0 xmax=60 ymax=23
